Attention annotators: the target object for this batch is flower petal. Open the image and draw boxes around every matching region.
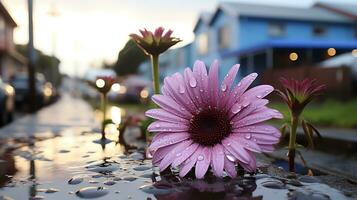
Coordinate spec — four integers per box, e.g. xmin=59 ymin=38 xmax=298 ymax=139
xmin=222 ymin=138 xmax=250 ymax=164
xmin=224 ymin=156 xmax=237 ymax=178
xmin=232 ymin=124 xmax=279 ymax=134
xmin=149 ymin=132 xmax=190 ymax=151
xmin=184 ymin=68 xmax=203 ymax=109
xmin=238 ymin=151 xmax=257 ymax=172
xmin=208 ymin=60 xmax=219 ymax=107
xmin=179 ymin=146 xmax=203 ymax=177
xmin=147 ymin=121 xmax=188 ymax=133
xmin=152 ymin=95 xmax=192 ymax=119
xmin=195 ymin=147 xmax=211 ymax=179
xmin=233 ymin=108 xmax=283 ymax=129
xmin=172 ymin=143 xmax=199 ymax=167
xmin=152 ymin=144 xmax=178 ymax=165
xmin=159 ymin=140 xmax=193 ymax=171
xmin=146 ymin=109 xmax=188 ymax=123
xmin=219 ymin=64 xmax=240 ymax=110
xmin=230 ymin=99 xmax=269 ymax=120
xmin=163 ymin=74 xmax=196 ymax=113
xmin=226 ymin=73 xmax=258 ymax=109
xmin=211 ymin=144 xmax=225 ymax=177
xmin=192 ymin=60 xmax=209 ymax=106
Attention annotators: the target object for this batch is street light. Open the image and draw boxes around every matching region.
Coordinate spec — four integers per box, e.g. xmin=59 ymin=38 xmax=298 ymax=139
xmin=27 ymin=0 xmax=37 ymax=112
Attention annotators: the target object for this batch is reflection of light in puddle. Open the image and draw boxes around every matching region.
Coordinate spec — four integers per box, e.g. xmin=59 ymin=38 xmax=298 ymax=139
xmin=110 ymin=106 xmax=122 ymax=125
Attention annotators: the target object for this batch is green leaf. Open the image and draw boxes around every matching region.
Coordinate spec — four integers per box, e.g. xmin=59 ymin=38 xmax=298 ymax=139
xmin=307 ymin=122 xmax=322 ymax=139
xmin=280 ymin=123 xmax=290 ymax=138
xmin=102 ymin=119 xmax=114 ymax=126
xmin=296 ymin=150 xmax=308 ymax=167
xmin=302 ymin=119 xmax=314 ymax=149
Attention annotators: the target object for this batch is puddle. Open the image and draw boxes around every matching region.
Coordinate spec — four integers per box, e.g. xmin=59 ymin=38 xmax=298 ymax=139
xmin=0 ymin=129 xmax=352 ymax=199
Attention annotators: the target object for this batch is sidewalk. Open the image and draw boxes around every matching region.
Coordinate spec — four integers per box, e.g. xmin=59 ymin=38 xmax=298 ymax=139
xmin=0 ymin=93 xmax=98 ymax=138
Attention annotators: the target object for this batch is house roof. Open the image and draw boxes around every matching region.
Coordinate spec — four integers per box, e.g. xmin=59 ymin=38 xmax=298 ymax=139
xmin=314 ymin=2 xmax=357 ymax=19
xmin=193 ymin=12 xmax=212 ymax=32
xmin=0 ymin=2 xmax=17 ymax=27
xmin=209 ymin=2 xmax=356 ymax=25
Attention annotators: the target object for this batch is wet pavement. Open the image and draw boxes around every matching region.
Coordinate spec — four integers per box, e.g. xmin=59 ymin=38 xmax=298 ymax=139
xmin=0 ymin=94 xmax=355 ymax=199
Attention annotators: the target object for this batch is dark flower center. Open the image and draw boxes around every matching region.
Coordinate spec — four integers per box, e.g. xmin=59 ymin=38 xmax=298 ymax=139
xmin=188 ymin=108 xmax=232 ymax=146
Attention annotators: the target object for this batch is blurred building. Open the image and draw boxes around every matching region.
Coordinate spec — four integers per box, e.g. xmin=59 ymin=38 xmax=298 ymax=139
xmin=140 ymin=1 xmax=357 ymax=92
xmin=0 ymin=3 xmax=26 ymax=82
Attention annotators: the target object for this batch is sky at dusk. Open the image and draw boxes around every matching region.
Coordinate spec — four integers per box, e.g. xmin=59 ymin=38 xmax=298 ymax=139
xmin=2 ymin=0 xmax=357 ymax=76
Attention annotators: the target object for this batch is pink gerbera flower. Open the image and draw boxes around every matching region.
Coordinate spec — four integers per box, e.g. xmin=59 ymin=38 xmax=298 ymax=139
xmin=146 ymin=60 xmax=283 ymax=179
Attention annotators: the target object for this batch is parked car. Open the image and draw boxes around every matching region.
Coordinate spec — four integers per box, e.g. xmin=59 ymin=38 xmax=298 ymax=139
xmin=0 ymin=78 xmax=15 ymax=125
xmin=10 ymin=73 xmax=47 ymax=109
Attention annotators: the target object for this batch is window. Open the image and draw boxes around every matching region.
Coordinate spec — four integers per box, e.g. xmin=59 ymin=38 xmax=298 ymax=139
xmin=218 ymin=25 xmax=231 ymax=49
xmin=268 ymin=23 xmax=285 ymax=37
xmin=313 ymin=25 xmax=326 ymax=37
xmin=197 ymin=33 xmax=208 ymax=55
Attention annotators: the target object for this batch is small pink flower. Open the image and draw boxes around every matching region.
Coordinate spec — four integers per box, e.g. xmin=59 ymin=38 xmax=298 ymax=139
xmin=130 ymin=27 xmax=181 ymax=56
xmin=146 ymin=60 xmax=283 ymax=178
xmin=276 ymin=77 xmax=325 ymax=116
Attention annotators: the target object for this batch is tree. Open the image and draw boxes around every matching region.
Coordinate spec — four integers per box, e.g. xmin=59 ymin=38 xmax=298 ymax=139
xmin=16 ymin=45 xmax=62 ymax=86
xmin=112 ymin=39 xmax=148 ymax=76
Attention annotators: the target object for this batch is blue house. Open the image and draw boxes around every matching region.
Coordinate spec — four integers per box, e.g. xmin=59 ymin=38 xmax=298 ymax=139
xmin=194 ymin=2 xmax=357 ymax=81
xmin=139 ymin=2 xmax=357 ymax=83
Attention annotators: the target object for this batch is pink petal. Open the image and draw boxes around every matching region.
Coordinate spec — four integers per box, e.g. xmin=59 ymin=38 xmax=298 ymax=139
xmin=149 ymin=132 xmax=190 ymax=151
xmin=208 ymin=60 xmax=219 ymax=107
xmin=154 ymin=27 xmax=164 ymax=37
xmin=183 ymin=68 xmax=203 ymax=109
xmin=195 ymin=147 xmax=211 ymax=179
xmin=230 ymin=135 xmax=262 ymax=153
xmin=233 ymin=108 xmax=283 ymax=129
xmin=159 ymin=140 xmax=192 ymax=171
xmin=146 ymin=109 xmax=188 ymax=124
xmin=224 ymin=156 xmax=237 ymax=178
xmin=226 ymin=73 xmax=258 ymax=109
xmin=219 ymin=64 xmax=240 ymax=110
xmin=192 ymin=60 xmax=209 ymax=107
xmin=259 ymin=144 xmax=275 ymax=152
xmin=211 ymin=144 xmax=224 ymax=177
xmin=179 ymin=146 xmax=203 ymax=177
xmin=172 ymin=143 xmax=199 ymax=167
xmin=222 ymin=138 xmax=250 ymax=164
xmin=163 ymin=73 xmax=196 ymax=113
xmin=152 ymin=95 xmax=191 ymax=119
xmin=163 ymin=29 xmax=173 ymax=39
xmin=230 ymin=99 xmax=269 ymax=119
xmin=152 ymin=144 xmax=178 ymax=165
xmin=238 ymin=85 xmax=274 ymax=108
xmin=233 ymin=124 xmax=279 ymax=134
xmin=238 ymin=151 xmax=257 ymax=172
xmin=147 ymin=121 xmax=188 ymax=133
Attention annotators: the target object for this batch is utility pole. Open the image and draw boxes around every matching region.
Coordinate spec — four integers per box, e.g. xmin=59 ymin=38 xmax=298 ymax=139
xmin=28 ymin=0 xmax=37 ymax=112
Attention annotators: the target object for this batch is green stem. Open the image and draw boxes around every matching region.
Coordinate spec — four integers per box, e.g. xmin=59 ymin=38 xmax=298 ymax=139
xmin=101 ymin=93 xmax=107 ymax=140
xmin=288 ymin=114 xmax=299 ymax=172
xmin=151 ymin=54 xmax=160 ymax=94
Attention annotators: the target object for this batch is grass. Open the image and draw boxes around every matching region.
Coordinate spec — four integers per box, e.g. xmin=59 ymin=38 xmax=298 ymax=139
xmin=270 ymin=98 xmax=357 ymax=129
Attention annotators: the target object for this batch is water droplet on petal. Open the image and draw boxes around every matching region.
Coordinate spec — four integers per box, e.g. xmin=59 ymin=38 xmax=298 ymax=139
xmin=197 ymin=155 xmax=204 ymax=161
xmin=232 ymin=105 xmax=242 ymax=114
xmin=179 ymin=85 xmax=185 ymax=94
xmin=237 ymin=82 xmax=242 ymax=87
xmin=185 ymin=158 xmax=191 ymax=164
xmin=251 ymin=73 xmax=257 ymax=77
xmin=226 ymin=154 xmax=236 ymax=162
xmin=221 ymin=83 xmax=228 ymax=92
xmin=256 ymin=95 xmax=262 ymax=98
xmin=245 ymin=133 xmax=251 ymax=139
xmin=189 ymin=77 xmax=197 ymax=88
xmin=199 ymin=89 xmax=204 ymax=93
xmin=176 ymin=153 xmax=182 ymax=157
xmin=155 ymin=124 xmax=160 ymax=128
